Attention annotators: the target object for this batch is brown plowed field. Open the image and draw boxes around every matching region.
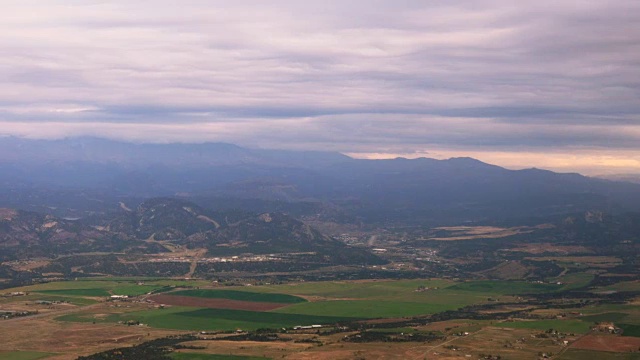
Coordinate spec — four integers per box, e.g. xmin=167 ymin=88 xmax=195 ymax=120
xmin=570 ymin=335 xmax=640 ymax=352
xmin=149 ymin=294 xmax=289 ymax=311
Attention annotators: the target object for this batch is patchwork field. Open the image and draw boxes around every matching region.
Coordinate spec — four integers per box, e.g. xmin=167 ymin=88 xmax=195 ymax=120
xmin=272 ymin=299 xmax=459 ymax=318
xmin=150 ymin=289 xmax=307 ymax=311
xmin=58 ymin=306 xmax=359 ymax=331
xmin=42 ymin=278 xmax=597 ymax=335
xmin=7 ymin=278 xmax=203 ymax=298
xmin=149 ymin=295 xmax=291 ymax=311
xmin=168 ymin=289 xmax=307 ymax=303
xmin=1 ymin=277 xmax=638 ymax=359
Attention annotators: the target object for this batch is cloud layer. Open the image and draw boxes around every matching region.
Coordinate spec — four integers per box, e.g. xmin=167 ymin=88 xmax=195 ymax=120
xmin=1 ymin=0 xmax=639 ymax=173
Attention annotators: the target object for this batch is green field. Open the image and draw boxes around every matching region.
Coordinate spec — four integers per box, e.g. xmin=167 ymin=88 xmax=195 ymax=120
xmin=447 ymin=280 xmax=561 ymax=294
xmin=239 ymin=279 xmax=454 ymax=299
xmin=171 ymin=353 xmax=269 ymax=360
xmin=273 ymin=300 xmax=461 ymax=318
xmin=367 ymin=327 xmax=418 ymax=333
xmin=601 ymin=280 xmax=640 ymax=292
xmin=495 ymin=319 xmax=591 ymax=334
xmin=580 ymin=312 xmax=630 ymax=323
xmin=12 ymin=278 xmax=207 ymax=298
xmin=555 ymin=272 xmax=595 ymax=290
xmin=0 ymin=293 xmax=98 ymax=306
xmin=0 ymin=351 xmax=54 ymax=360
xmin=35 ymin=288 xmax=111 ymax=297
xmin=58 ymin=306 xmax=359 ymax=331
xmin=579 ymin=304 xmax=640 ymax=324
xmin=219 ymin=279 xmax=497 ymax=307
xmin=170 ymin=289 xmax=306 ymax=304
xmin=620 ymin=323 xmax=640 ymax=337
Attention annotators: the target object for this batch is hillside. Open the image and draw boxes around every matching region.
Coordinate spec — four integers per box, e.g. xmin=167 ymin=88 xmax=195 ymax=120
xmin=102 ymin=198 xmax=383 ymax=265
xmin=0 ymin=208 xmax=160 ymax=261
xmin=0 ymin=198 xmax=383 ymax=268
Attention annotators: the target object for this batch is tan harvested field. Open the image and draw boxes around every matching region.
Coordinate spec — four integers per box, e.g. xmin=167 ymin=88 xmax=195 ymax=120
xmin=0 ymin=298 xmax=76 ymax=314
xmin=181 ymin=338 xmax=458 ymax=360
xmin=570 ymin=335 xmax=640 ymax=353
xmin=427 ymin=226 xmax=540 ymax=241
xmin=0 ymin=310 xmax=180 ymax=360
xmin=173 ymin=324 xmax=581 ymax=360
xmin=481 ymin=260 xmax=531 ymax=279
xmin=507 ymin=243 xmax=593 ymax=255
xmin=149 ymin=294 xmax=290 ymax=311
xmin=525 ymin=256 xmax=623 ymax=268
xmin=419 ymin=320 xmax=476 ymax=332
xmin=445 ymin=326 xmax=575 ymax=360
xmin=176 ymin=340 xmax=315 ymax=359
xmin=7 ymin=259 xmax=52 ymax=271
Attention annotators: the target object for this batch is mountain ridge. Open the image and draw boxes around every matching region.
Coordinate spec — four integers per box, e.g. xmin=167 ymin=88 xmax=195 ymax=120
xmin=1 ymin=137 xmax=640 ymax=224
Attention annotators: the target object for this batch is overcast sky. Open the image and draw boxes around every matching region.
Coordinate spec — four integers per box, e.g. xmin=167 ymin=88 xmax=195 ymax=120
xmin=1 ymin=0 xmax=639 ymax=174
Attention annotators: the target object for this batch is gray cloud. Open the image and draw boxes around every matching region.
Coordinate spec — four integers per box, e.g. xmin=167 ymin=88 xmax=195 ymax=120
xmin=0 ymin=0 xmax=639 ymax=171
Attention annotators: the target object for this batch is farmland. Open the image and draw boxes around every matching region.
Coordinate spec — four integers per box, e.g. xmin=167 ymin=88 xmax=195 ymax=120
xmin=7 ymin=278 xmax=203 ymax=297
xmin=53 ymin=278 xmax=562 ymax=329
xmin=273 ymin=299 xmax=459 ymax=318
xmin=570 ymin=335 xmax=640 ymax=353
xmin=149 ymin=295 xmax=292 ymax=311
xmin=171 ymin=354 xmax=269 ymax=360
xmin=494 ymin=319 xmax=592 ymax=333
xmin=0 ymin=351 xmax=54 ymax=360
xmin=1 ymin=275 xmax=639 ymax=359
xmin=58 ymin=306 xmax=360 ymax=331
xmin=446 ymin=280 xmax=561 ymax=294
xmin=168 ymin=289 xmax=307 ymax=304
xmin=559 ymin=350 xmax=640 ymax=360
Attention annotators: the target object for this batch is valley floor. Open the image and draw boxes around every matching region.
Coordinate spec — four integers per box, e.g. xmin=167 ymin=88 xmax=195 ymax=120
xmin=1 ymin=277 xmax=639 ymax=360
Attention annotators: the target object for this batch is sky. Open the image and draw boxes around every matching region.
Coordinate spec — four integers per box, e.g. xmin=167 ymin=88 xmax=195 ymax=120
xmin=1 ymin=0 xmax=639 ymax=175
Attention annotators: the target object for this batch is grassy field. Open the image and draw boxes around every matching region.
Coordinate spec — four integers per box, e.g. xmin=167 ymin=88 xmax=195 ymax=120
xmin=447 ymin=280 xmax=560 ymax=294
xmin=601 ymin=280 xmax=640 ymax=292
xmin=58 ymin=306 xmax=359 ymax=331
xmin=526 ymin=256 xmax=623 ymax=269
xmin=0 ymin=351 xmax=54 ymax=360
xmin=171 ymin=353 xmax=270 ymax=360
xmin=169 ymin=289 xmax=306 ymax=304
xmin=494 ymin=319 xmax=592 ymax=333
xmin=9 ymin=278 xmax=210 ymax=299
xmin=221 ymin=279 xmax=529 ymax=306
xmin=580 ymin=304 xmax=640 ymax=324
xmin=35 ymin=288 xmax=111 ymax=297
xmin=367 ymin=327 xmax=418 ymax=333
xmin=0 ymin=293 xmax=98 ymax=306
xmin=580 ymin=312 xmax=631 ymax=323
xmin=555 ymin=272 xmax=595 ymax=290
xmin=233 ymin=279 xmax=454 ymax=298
xmin=273 ymin=299 xmax=461 ymax=318
xmin=620 ymin=323 xmax=640 ymax=337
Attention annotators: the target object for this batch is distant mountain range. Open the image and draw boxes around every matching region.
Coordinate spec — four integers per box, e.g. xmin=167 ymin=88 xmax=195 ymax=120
xmin=597 ymin=174 xmax=640 ymax=184
xmin=2 ymin=136 xmax=640 ymax=224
